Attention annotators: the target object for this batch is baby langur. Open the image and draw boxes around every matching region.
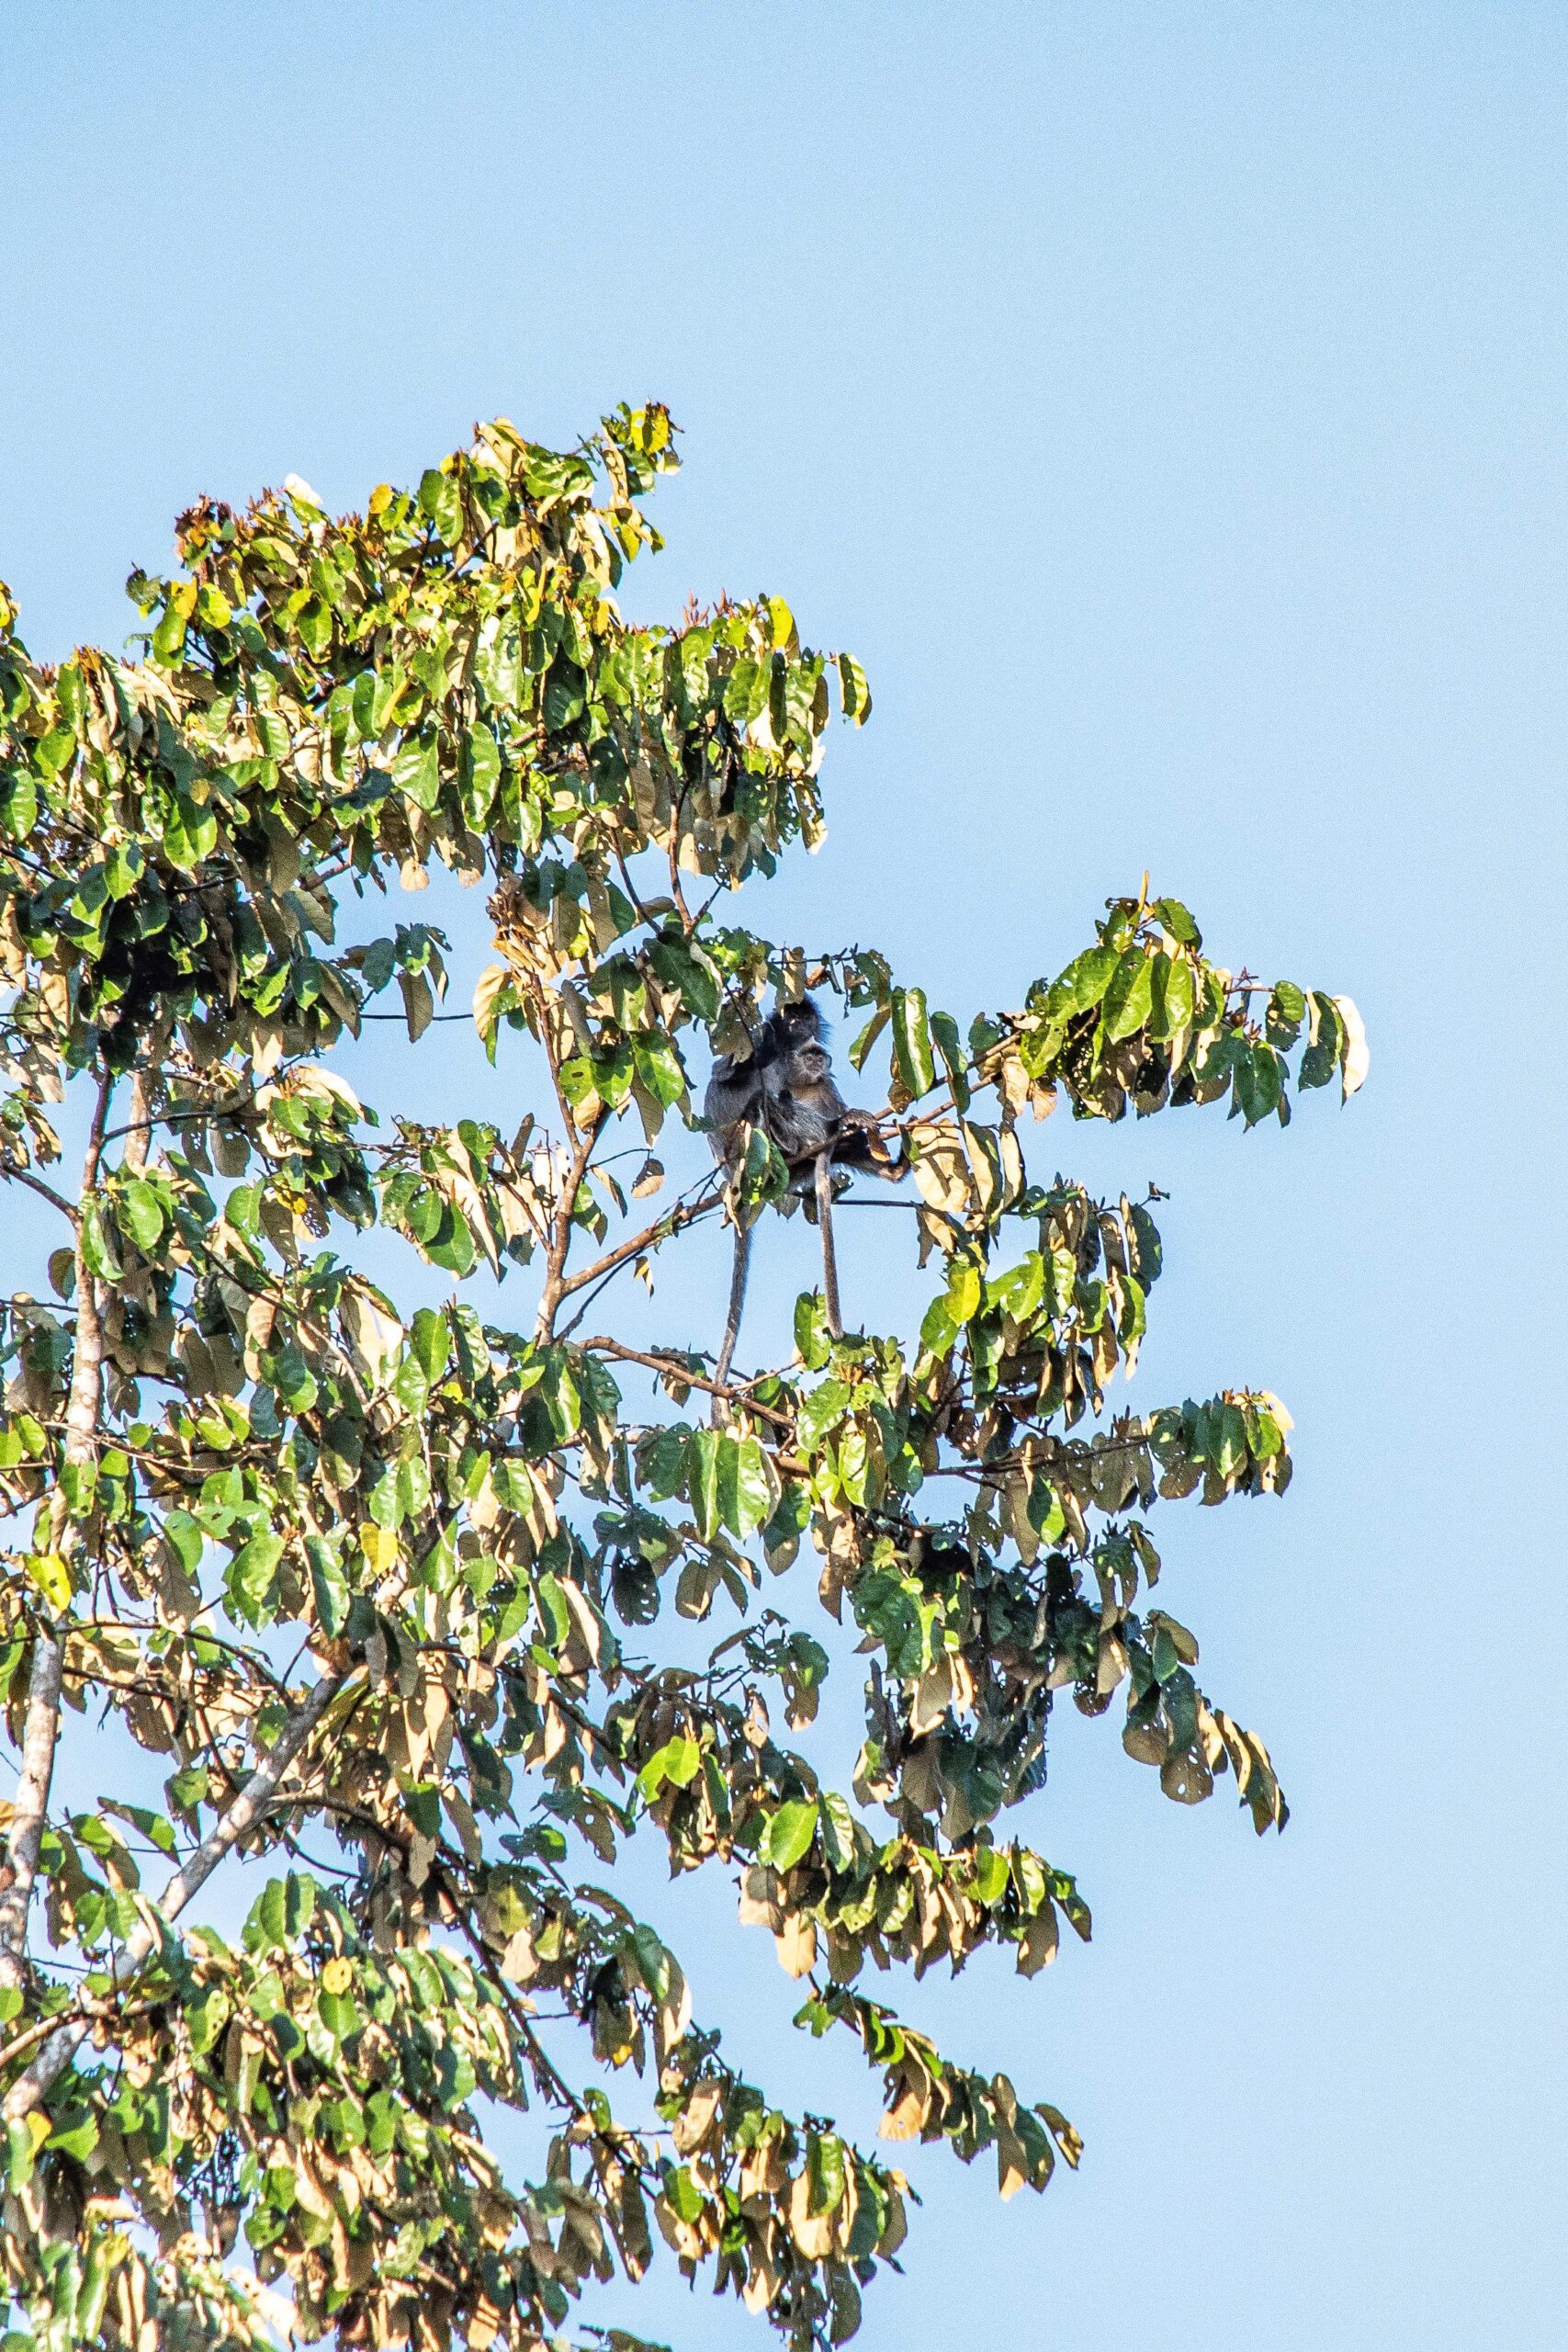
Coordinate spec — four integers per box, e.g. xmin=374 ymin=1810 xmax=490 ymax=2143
xmin=705 ymin=998 xmax=903 ymax=1399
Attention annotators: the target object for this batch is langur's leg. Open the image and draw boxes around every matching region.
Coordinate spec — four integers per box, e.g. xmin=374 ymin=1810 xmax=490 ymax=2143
xmin=815 ymin=1152 xmax=842 ymax=1339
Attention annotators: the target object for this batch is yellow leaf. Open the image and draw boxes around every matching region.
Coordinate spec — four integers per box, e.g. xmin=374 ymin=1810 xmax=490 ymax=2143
xmin=26 ymin=1551 xmax=73 ymax=1611
xmin=996 ymin=2119 xmax=1031 ymax=2200
xmin=360 ymin=1523 xmax=400 ymax=1576
xmin=907 ymin=1119 xmax=976 ymax=1220
xmin=773 ymin=1914 xmax=818 ymax=1978
xmin=880 ymin=2056 xmax=932 ymax=2141
xmin=786 ymin=2167 xmax=834 ymax=2260
xmin=468 ymin=2295 xmax=503 ymax=2352
xmin=672 ymin=2083 xmax=724 ymax=2155
xmin=658 ymin=1953 xmax=693 ymax=2055
xmin=1017 ymin=1903 xmax=1059 ymax=1977
xmin=472 ymin=961 xmax=513 ymax=1042
xmin=340 ymin=1281 xmax=403 ymax=1389
xmin=908 ymin=1656 xmax=952 ymax=1739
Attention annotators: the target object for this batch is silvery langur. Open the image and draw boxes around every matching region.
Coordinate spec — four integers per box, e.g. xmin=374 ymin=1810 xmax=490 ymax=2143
xmin=705 ymin=998 xmax=903 ymax=1396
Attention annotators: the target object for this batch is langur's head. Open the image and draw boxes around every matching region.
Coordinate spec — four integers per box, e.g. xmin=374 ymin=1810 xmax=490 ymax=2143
xmin=764 ymin=996 xmax=831 ymax=1080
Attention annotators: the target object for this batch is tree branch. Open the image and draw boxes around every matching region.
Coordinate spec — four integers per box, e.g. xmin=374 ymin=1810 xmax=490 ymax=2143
xmin=0 ymin=1166 xmax=79 ymax=1225
xmin=2 ymin=1659 xmax=353 ymax=2119
xmin=121 ymin=1069 xmax=151 ymax=1175
xmin=556 ymin=1177 xmax=723 ymax=1304
xmin=578 ymin=1336 xmax=792 ymax=1427
xmin=0 ymin=1070 xmax=114 ymax=1996
xmin=533 ymin=1110 xmax=606 ymax=1341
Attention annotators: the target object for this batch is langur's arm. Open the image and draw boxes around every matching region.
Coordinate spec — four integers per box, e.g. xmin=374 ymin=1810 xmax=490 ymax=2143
xmin=829 ymin=1110 xmax=906 ymax=1181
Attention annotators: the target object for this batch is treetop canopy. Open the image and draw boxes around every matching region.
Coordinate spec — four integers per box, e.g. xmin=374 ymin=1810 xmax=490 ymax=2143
xmin=0 ymin=405 xmax=1362 ymax=2352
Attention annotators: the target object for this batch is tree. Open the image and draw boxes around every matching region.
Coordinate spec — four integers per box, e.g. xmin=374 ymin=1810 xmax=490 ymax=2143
xmin=0 ymin=407 xmax=1365 ymax=2351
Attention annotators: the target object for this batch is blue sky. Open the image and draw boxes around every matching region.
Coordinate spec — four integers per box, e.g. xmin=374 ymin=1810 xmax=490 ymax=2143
xmin=2 ymin=6 xmax=1564 ymax=2346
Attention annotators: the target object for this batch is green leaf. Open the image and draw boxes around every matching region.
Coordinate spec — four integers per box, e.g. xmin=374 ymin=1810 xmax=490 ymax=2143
xmin=269 ymin=1340 xmax=319 ymax=1413
xmin=417 ymin=465 xmax=463 ymax=545
xmin=919 ymin=1294 xmax=958 ymax=1356
xmin=890 ymin=986 xmax=936 ymax=1097
xmin=6 ymin=2115 xmax=40 ymax=2190
xmin=1240 ymin=1042 xmax=1283 ymax=1127
xmin=685 ymin=1427 xmax=721 ymax=1542
xmin=163 ymin=1510 xmax=204 ymax=1576
xmin=25 ymin=1552 xmax=72 ymax=1611
xmin=794 ymin=1290 xmax=832 ymax=1372
xmin=847 ymin=1001 xmax=890 ymax=1073
xmin=718 ymin=1433 xmax=773 ymax=1537
xmin=393 ymin=734 xmax=442 ymax=814
xmin=81 ymin=1198 xmax=123 ymax=1281
xmin=724 ymin=655 xmax=768 ymax=725
xmin=161 ymin=791 xmax=217 ymax=869
xmin=638 ymin=1736 xmax=702 ymax=1800
xmin=118 ymin=1177 xmax=166 ymax=1253
xmin=945 ymin=1260 xmax=982 ymax=1324
xmin=987 ymin=1252 xmax=1043 ymax=1322
xmin=410 ymin=1306 xmax=451 ymax=1384
xmin=797 ymin=1379 xmax=852 ymax=1453
xmin=807 ymin=2131 xmax=846 ymax=2215
xmin=543 ymin=661 xmax=586 ymax=729
xmin=0 ymin=770 xmax=39 ymax=841
xmin=463 ymin=721 xmax=501 ymax=821
xmin=1154 ymin=897 xmax=1201 ymax=947
xmin=308 ymin=1538 xmax=351 ymax=1640
xmin=761 ymin=1801 xmax=817 ymax=1871
xmin=1101 ymin=947 xmax=1154 ymax=1041
xmin=931 ymin=1007 xmax=971 ymax=1113
xmin=45 ymin=2109 xmax=99 ymax=2164
xmin=633 ymin=1033 xmax=686 ymax=1109
xmin=1046 ymin=944 xmax=1118 ymax=1021
xmin=227 ymin=1529 xmax=285 ymax=1627
xmin=150 ymin=596 xmax=189 ymax=665
xmin=394 ymin=1351 xmax=429 ymax=1417
xmin=1299 ymin=991 xmax=1345 ymax=1090
xmin=762 ymin=1480 xmax=811 ymax=1573
xmin=1149 ymin=952 xmax=1196 ymax=1041
xmin=818 ymin=1792 xmax=856 ymax=1871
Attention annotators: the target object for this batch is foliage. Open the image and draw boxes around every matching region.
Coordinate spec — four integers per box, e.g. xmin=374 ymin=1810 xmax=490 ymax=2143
xmin=0 ymin=407 xmax=1364 ymax=2350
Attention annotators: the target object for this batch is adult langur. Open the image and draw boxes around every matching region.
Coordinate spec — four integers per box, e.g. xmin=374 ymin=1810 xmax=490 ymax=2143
xmin=705 ymin=999 xmax=902 ymax=1400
